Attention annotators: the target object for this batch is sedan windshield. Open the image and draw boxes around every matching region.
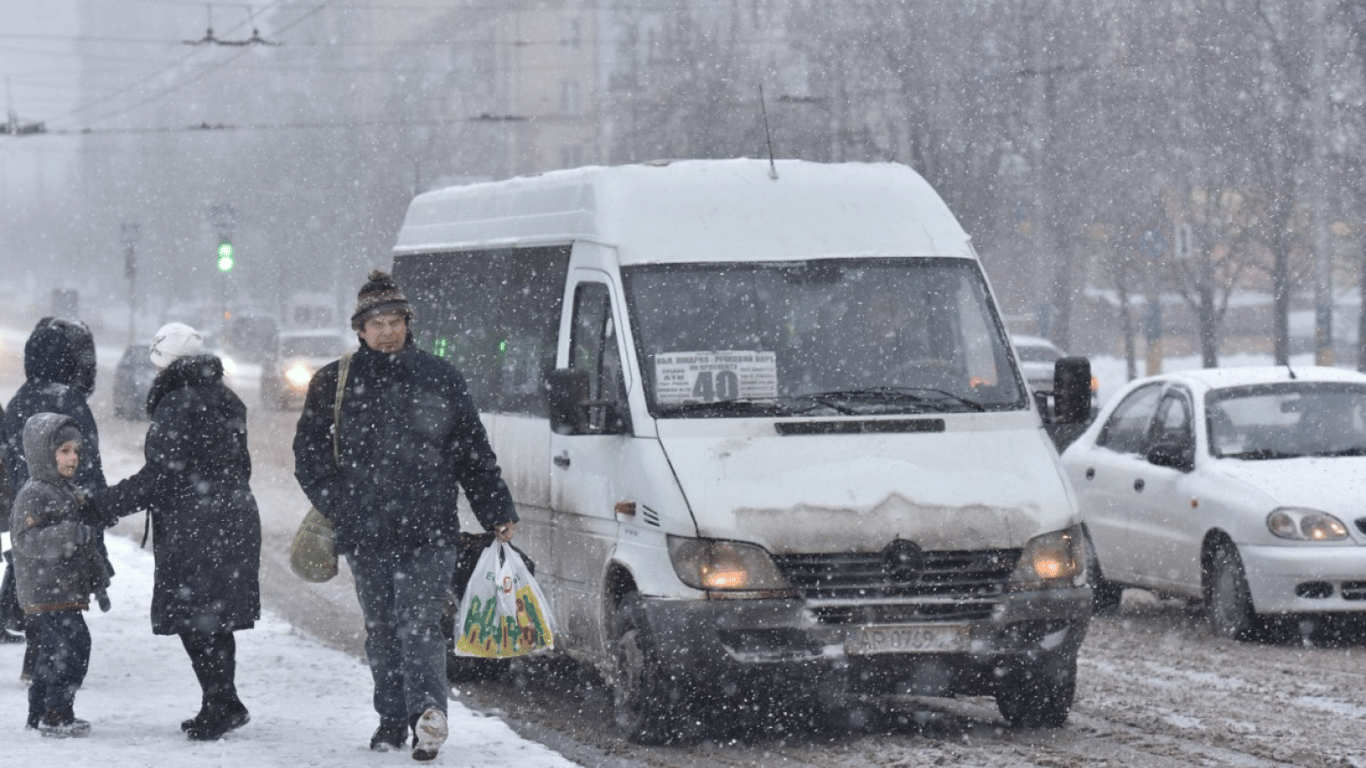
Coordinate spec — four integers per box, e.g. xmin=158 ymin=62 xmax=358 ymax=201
xmin=622 ymin=258 xmax=1026 ymax=417
xmin=1207 ymin=383 xmax=1366 ymax=459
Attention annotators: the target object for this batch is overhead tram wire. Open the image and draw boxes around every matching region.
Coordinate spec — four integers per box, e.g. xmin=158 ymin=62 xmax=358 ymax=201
xmin=44 ymin=1 xmax=323 ymax=132
xmin=32 ymin=113 xmax=538 ymax=139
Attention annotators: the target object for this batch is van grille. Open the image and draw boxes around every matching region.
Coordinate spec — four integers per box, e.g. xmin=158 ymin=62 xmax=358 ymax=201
xmin=773 ymin=549 xmax=1019 ymax=624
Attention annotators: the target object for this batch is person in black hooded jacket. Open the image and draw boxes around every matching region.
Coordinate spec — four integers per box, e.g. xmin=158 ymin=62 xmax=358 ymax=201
xmin=96 ymin=322 xmax=262 ymax=742
xmin=0 ymin=317 xmax=106 ymax=682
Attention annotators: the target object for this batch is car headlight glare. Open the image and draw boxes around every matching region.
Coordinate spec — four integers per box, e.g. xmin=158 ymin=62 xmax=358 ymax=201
xmin=1009 ymin=525 xmax=1085 ymax=589
xmin=667 ymin=536 xmax=793 ymax=596
xmin=1267 ymin=508 xmax=1349 ymax=541
xmin=285 ymin=363 xmax=314 ymax=389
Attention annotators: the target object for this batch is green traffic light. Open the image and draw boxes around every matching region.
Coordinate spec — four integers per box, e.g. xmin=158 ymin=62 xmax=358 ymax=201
xmin=217 ymin=241 xmax=234 ymax=272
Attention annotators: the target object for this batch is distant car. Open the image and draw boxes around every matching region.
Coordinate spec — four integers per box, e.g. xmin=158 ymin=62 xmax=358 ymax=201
xmin=112 ymin=343 xmax=157 ymax=420
xmin=1011 ymin=334 xmax=1066 ymax=393
xmin=1061 ymin=366 xmax=1366 ymax=639
xmin=261 ymin=329 xmax=350 ymax=409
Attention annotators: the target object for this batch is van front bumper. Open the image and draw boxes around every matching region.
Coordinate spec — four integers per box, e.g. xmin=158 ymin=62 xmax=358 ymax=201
xmin=636 ymin=586 xmax=1091 ymax=698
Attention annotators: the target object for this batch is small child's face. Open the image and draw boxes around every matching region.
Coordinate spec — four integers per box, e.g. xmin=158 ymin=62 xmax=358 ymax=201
xmin=55 ymin=440 xmax=80 ymax=479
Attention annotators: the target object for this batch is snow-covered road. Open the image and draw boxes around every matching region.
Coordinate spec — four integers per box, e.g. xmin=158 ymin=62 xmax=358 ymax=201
xmin=4 ymin=325 xmax=1365 ymax=767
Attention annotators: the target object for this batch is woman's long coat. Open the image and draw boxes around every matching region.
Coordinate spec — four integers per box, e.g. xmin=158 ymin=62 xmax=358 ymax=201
xmin=102 ymin=355 xmax=261 ymax=635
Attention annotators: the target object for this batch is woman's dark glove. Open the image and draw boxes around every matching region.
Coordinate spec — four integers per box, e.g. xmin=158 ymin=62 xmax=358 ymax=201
xmin=77 ymin=495 xmax=118 ymax=529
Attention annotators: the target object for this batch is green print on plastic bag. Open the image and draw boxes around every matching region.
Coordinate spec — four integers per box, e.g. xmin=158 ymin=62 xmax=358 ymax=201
xmin=455 ymin=543 xmax=557 ymax=658
xmin=457 ymin=593 xmax=500 ymax=655
xmin=456 ymin=587 xmax=555 ymax=657
xmin=514 ymin=586 xmax=553 ymax=650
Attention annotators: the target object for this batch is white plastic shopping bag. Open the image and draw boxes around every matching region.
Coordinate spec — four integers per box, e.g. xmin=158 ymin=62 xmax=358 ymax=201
xmin=453 ymin=541 xmax=556 ymax=658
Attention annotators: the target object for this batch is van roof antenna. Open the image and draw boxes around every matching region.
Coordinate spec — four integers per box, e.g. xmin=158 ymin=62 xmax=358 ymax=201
xmin=759 ymin=84 xmax=778 ymax=180
xmin=1286 ymin=362 xmax=1297 ymax=380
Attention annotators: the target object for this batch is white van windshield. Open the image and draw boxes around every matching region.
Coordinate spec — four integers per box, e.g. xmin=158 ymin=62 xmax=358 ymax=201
xmin=622 ymin=258 xmax=1026 ymax=417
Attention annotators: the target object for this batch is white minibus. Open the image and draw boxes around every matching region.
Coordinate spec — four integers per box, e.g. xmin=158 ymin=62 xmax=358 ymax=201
xmin=391 ymin=158 xmax=1092 ymax=742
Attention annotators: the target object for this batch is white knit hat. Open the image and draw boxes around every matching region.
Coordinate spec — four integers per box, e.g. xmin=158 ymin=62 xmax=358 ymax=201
xmin=149 ymin=322 xmax=205 ymax=368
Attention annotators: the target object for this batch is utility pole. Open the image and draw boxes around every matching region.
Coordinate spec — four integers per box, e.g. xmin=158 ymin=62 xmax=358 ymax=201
xmin=122 ymin=222 xmax=141 ymax=344
xmin=1310 ymin=0 xmax=1334 ymax=366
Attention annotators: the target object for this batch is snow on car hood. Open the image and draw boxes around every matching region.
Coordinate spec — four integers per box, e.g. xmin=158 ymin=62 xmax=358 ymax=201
xmin=657 ymin=417 xmax=1075 ymax=554
xmin=1216 ymin=455 xmax=1366 ymax=515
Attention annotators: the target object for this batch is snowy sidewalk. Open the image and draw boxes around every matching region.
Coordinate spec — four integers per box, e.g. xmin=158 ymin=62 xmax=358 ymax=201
xmin=0 ymin=534 xmax=580 ymax=768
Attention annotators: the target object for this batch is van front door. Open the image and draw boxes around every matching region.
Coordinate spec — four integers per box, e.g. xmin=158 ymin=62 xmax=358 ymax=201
xmin=549 ymin=276 xmax=631 ymax=653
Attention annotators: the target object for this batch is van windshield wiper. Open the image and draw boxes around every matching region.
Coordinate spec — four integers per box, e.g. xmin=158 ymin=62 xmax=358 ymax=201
xmin=1221 ymin=448 xmax=1302 ymax=460
xmin=806 ymin=387 xmax=987 ymax=413
xmin=656 ymin=397 xmax=828 ymax=418
xmin=1308 ymin=446 xmax=1366 ymax=458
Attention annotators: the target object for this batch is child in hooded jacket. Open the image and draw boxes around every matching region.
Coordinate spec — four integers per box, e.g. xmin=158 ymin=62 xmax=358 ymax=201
xmin=8 ymin=412 xmax=110 ymax=738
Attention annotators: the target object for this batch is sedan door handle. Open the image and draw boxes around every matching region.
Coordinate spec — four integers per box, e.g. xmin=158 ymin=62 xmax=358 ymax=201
xmin=1133 ymin=478 xmax=1145 ymax=492
xmin=553 ymin=452 xmax=571 ymax=469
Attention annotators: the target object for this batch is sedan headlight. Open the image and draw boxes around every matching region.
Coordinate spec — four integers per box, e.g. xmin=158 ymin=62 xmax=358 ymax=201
xmin=285 ymin=362 xmax=314 ymax=389
xmin=667 ymin=536 xmax=794 ymax=598
xmin=1267 ymin=508 xmax=1349 ymax=541
xmin=1009 ymin=525 xmax=1085 ymax=589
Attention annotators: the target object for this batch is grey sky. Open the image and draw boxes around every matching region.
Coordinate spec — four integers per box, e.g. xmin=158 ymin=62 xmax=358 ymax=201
xmin=0 ymin=0 xmax=78 ymax=197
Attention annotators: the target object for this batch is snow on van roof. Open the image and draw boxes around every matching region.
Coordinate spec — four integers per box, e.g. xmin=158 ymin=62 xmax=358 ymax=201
xmin=393 ymin=158 xmax=974 ymax=265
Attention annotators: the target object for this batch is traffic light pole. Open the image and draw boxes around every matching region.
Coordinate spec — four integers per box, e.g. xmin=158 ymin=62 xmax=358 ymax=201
xmin=209 ymin=202 xmax=236 ymax=332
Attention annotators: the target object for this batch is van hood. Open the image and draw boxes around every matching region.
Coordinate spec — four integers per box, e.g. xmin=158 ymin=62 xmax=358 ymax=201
xmin=658 ymin=419 xmax=1074 ymax=554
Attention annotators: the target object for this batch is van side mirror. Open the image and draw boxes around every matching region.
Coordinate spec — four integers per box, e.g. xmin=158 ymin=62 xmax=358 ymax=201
xmin=1053 ymin=356 xmax=1092 ymax=425
xmin=549 ymin=368 xmax=590 ymax=434
xmin=548 ymin=368 xmax=626 ymax=435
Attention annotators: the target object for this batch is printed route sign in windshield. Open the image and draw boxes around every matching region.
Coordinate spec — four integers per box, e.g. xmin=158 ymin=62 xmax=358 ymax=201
xmin=654 ymin=351 xmax=778 ymax=404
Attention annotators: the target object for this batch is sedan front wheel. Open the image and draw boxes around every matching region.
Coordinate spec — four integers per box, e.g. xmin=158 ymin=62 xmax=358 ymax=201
xmin=1207 ymin=541 xmax=1259 ymax=640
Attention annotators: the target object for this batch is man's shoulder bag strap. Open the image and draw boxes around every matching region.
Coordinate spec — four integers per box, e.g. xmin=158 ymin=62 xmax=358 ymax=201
xmin=332 ymin=352 xmax=353 ymax=464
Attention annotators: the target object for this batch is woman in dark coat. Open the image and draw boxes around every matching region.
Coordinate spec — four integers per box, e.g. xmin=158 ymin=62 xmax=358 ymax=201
xmin=98 ymin=322 xmax=261 ymax=741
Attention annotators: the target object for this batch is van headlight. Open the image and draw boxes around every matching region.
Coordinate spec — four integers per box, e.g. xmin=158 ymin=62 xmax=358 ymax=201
xmin=1009 ymin=525 xmax=1085 ymax=590
xmin=667 ymin=536 xmax=795 ymax=598
xmin=1267 ymin=508 xmax=1349 ymax=541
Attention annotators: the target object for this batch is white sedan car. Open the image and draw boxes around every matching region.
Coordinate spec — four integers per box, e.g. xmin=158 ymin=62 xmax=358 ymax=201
xmin=1011 ymin=334 xmax=1066 ymax=394
xmin=260 ymin=329 xmax=351 ymax=409
xmin=1061 ymin=365 xmax=1366 ymax=639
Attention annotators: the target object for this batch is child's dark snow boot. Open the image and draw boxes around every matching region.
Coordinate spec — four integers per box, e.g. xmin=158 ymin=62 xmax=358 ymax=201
xmin=38 ymin=709 xmax=90 ymax=738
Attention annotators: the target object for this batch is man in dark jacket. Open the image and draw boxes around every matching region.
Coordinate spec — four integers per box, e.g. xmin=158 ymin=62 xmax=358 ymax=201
xmin=0 ymin=318 xmax=106 ymax=681
xmin=293 ymin=270 xmax=518 ymax=762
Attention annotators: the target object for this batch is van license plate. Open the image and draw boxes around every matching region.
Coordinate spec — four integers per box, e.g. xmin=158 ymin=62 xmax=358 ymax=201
xmin=846 ymin=624 xmax=969 ymax=655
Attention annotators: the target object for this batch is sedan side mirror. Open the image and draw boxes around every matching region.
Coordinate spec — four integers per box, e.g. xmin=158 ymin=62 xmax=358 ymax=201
xmin=1147 ymin=441 xmax=1194 ymax=473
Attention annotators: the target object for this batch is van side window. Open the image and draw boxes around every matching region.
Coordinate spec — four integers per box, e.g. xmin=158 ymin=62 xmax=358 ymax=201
xmin=392 ymin=247 xmax=569 ymax=417
xmin=570 ymin=283 xmax=629 ymax=434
